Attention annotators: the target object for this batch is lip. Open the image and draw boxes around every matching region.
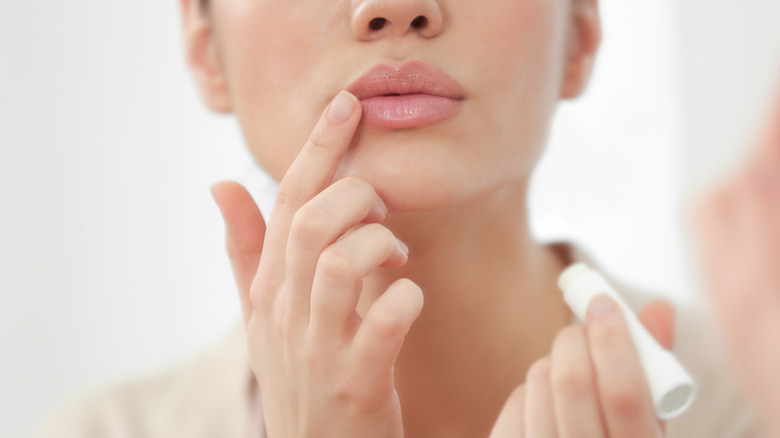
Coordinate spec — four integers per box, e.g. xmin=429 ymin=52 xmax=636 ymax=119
xmin=346 ymin=60 xmax=465 ymax=129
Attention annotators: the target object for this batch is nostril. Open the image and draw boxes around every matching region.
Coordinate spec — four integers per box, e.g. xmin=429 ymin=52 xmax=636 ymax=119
xmin=410 ymin=16 xmax=427 ymax=29
xmin=369 ymin=18 xmax=387 ymax=31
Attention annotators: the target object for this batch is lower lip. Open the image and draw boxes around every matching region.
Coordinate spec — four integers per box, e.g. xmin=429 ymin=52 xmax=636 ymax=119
xmin=359 ymin=94 xmax=463 ymax=129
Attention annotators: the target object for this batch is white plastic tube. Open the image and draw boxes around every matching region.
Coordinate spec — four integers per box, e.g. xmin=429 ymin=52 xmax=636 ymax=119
xmin=557 ymin=263 xmax=697 ymax=420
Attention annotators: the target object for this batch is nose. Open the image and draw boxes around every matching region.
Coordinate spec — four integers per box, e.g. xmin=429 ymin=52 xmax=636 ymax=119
xmin=351 ymin=0 xmax=443 ymax=40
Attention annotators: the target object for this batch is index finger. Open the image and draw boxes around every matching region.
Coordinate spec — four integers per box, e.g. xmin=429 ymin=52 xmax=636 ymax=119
xmin=586 ymin=295 xmax=659 ymax=438
xmin=256 ymin=90 xmax=362 ymax=285
xmin=753 ymin=79 xmax=780 ymax=166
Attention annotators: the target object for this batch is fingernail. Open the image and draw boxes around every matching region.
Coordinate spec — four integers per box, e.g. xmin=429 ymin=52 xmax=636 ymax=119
xmin=327 ymin=91 xmax=356 ymax=124
xmin=396 ymin=238 xmax=409 ymax=255
xmin=377 ymin=196 xmax=389 ymax=216
xmin=588 ymin=294 xmax=615 ymax=319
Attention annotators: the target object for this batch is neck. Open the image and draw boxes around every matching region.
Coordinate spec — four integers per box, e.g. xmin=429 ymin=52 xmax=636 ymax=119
xmin=357 ymin=178 xmax=572 ymax=437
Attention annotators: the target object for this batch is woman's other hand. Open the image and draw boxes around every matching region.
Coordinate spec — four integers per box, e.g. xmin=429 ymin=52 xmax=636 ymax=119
xmin=489 ymin=299 xmax=675 ymax=437
xmin=211 ymin=91 xmax=423 ymax=438
xmin=692 ymin=85 xmax=780 ymax=434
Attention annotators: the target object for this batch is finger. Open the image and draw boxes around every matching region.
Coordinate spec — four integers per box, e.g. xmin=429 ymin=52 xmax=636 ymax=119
xmin=741 ymin=166 xmax=780 ymax=269
xmin=284 ymin=176 xmax=387 ymax=325
xmin=637 ymin=300 xmax=675 ymax=436
xmin=755 ymin=82 xmax=780 ymax=161
xmin=550 ymin=326 xmax=606 ymax=438
xmin=752 ymin=150 xmax=780 ymax=209
xmin=351 ymin=279 xmax=423 ymax=382
xmin=586 ymin=295 xmax=659 ymax=438
xmin=525 ymin=357 xmax=558 ymax=437
xmin=719 ymin=172 xmax=777 ymax=325
xmin=637 ymin=299 xmax=676 ymax=351
xmin=309 ymin=223 xmax=408 ymax=344
xmin=255 ymin=90 xmax=361 ymax=291
xmin=211 ymin=181 xmax=267 ymax=326
xmin=691 ymin=182 xmax=739 ymax=302
xmin=690 ymin=189 xmax=726 ymax=284
xmin=489 ymin=385 xmax=526 ymax=438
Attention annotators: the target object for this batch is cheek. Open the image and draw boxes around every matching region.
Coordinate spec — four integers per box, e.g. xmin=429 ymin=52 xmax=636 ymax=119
xmin=454 ymin=0 xmax=567 ymax=174
xmin=215 ymin=1 xmax=336 ymax=180
xmin=208 ymin=0 xmax=569 ymax=209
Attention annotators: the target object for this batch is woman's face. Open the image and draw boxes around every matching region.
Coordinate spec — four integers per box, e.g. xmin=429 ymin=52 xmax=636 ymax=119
xmin=186 ymin=0 xmax=598 ymax=212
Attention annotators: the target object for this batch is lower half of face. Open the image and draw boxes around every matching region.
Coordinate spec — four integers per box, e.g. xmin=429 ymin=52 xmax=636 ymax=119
xmin=214 ymin=0 xmax=568 ymax=212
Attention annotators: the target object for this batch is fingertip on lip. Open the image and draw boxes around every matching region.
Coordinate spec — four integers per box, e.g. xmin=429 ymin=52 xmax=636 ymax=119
xmin=343 ymin=90 xmax=358 ymax=101
xmin=327 ymin=91 xmax=359 ymax=123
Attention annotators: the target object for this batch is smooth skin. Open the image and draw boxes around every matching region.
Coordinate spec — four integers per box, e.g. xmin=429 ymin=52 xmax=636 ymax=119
xmin=693 ymin=84 xmax=780 ymax=436
xmin=211 ymin=91 xmax=676 ymax=437
xmin=182 ymin=0 xmax=678 ymax=436
xmin=490 ymin=298 xmax=674 ymax=438
xmin=215 ymin=92 xmax=418 ymax=438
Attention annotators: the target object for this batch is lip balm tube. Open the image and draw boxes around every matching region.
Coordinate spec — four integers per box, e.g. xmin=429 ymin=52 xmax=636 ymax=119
xmin=557 ymin=263 xmax=698 ymax=420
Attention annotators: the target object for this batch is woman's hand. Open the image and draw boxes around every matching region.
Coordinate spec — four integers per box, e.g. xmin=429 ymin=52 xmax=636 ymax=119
xmin=489 ymin=298 xmax=676 ymax=438
xmin=692 ymin=88 xmax=780 ymax=433
xmin=211 ymin=91 xmax=423 ymax=438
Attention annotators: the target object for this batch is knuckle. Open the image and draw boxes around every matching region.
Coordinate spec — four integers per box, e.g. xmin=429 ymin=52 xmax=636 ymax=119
xmin=367 ymin=306 xmax=405 ymax=341
xmin=318 ymin=247 xmax=355 ymax=282
xmin=341 ymin=175 xmax=373 ymax=193
xmin=375 ymin=223 xmax=396 ymax=242
xmin=301 ymin=342 xmax=321 ymax=373
xmin=225 ymin=239 xmax=259 ymax=264
xmin=248 ymin=278 xmax=274 ymax=315
xmin=332 ymin=378 xmax=384 ymax=416
xmin=274 ymin=180 xmax=301 ymax=211
xmin=290 ymin=207 xmax=329 ymax=245
xmin=341 ymin=176 xmax=376 ymax=201
xmin=305 ymin=130 xmax=332 ymax=155
xmin=587 ymin=318 xmax=620 ymax=351
xmin=526 ymin=357 xmax=552 ymax=385
xmin=602 ymin=379 xmax=646 ymax=419
xmin=268 ymin=298 xmax=296 ymax=341
xmin=362 ymin=223 xmax=396 ymax=245
xmin=551 ymin=328 xmax=592 ymax=397
xmin=554 ymin=325 xmax=586 ymax=349
xmin=552 ymin=361 xmax=592 ymax=398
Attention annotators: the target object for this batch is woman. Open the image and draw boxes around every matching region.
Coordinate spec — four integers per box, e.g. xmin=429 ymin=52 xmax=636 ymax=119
xmin=31 ymin=0 xmax=761 ymax=436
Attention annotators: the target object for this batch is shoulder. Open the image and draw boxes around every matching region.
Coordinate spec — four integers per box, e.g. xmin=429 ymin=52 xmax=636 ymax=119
xmin=30 ymin=320 xmax=255 ymax=438
xmin=557 ymin=241 xmax=767 ymax=437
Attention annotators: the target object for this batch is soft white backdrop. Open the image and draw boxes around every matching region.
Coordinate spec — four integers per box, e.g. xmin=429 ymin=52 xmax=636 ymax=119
xmin=2 ymin=1 xmax=779 ymax=437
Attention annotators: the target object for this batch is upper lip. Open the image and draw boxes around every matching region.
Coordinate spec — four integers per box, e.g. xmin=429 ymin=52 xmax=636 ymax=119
xmin=346 ymin=60 xmax=465 ymax=100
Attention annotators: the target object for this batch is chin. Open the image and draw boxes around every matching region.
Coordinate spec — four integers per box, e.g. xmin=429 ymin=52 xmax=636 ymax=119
xmin=335 ymin=130 xmax=495 ymax=213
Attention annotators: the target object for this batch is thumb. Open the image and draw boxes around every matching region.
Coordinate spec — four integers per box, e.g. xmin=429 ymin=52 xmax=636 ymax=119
xmin=488 ymin=384 xmax=526 ymax=438
xmin=638 ymin=299 xmax=675 ymax=436
xmin=638 ymin=298 xmax=676 ymax=351
xmin=210 ymin=180 xmax=267 ymax=326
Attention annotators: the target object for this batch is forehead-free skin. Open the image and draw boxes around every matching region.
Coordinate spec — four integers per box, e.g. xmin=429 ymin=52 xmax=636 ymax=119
xmin=181 ymin=0 xmax=600 ymax=212
xmin=187 ymin=2 xmax=601 ymax=436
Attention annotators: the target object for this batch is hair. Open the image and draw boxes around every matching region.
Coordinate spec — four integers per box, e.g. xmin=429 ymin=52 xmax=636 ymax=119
xmin=199 ymin=0 xmax=208 ymax=10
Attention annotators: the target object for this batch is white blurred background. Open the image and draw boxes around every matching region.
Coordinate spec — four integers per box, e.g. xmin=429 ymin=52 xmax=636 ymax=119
xmin=2 ymin=0 xmax=780 ymax=436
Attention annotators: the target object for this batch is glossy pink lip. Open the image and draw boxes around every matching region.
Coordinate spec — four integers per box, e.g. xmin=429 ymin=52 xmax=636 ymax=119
xmin=346 ymin=61 xmax=465 ymax=129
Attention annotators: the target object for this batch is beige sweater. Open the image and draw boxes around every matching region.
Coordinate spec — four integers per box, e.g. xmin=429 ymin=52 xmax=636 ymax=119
xmin=30 ymin=244 xmax=767 ymax=438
